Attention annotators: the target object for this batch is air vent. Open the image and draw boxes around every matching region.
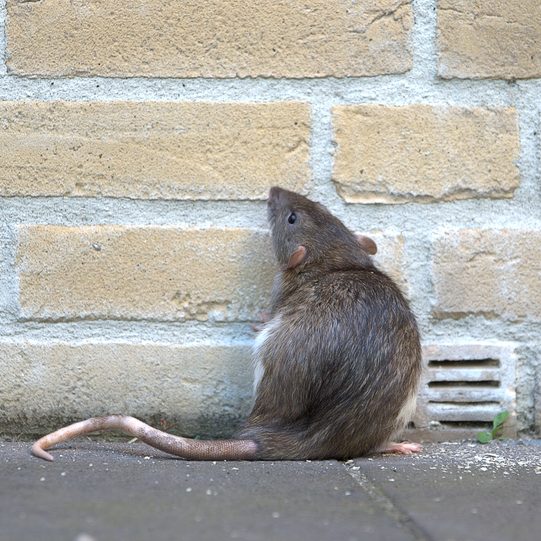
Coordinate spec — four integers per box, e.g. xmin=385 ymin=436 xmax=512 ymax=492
xmin=407 ymin=343 xmax=517 ymax=442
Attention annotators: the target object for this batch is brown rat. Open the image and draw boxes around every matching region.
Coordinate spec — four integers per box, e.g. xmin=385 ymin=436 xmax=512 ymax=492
xmin=32 ymin=187 xmax=422 ymax=461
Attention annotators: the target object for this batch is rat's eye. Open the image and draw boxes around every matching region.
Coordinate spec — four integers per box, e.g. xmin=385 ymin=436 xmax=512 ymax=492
xmin=288 ymin=212 xmax=297 ymax=224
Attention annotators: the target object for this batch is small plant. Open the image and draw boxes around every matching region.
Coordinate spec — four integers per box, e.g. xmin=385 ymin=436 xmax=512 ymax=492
xmin=477 ymin=411 xmax=509 ymax=444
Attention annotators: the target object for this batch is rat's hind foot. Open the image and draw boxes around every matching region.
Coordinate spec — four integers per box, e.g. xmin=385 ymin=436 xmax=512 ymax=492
xmin=379 ymin=441 xmax=422 ymax=455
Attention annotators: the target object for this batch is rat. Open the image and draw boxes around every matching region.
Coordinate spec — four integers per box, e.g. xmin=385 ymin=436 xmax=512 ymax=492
xmin=32 ymin=187 xmax=422 ymax=461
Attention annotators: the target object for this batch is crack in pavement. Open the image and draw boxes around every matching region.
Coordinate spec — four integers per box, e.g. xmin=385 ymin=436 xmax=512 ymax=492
xmin=343 ymin=461 xmax=433 ymax=541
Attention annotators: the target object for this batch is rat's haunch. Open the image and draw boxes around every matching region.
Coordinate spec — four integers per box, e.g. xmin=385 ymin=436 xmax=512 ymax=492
xmin=32 ymin=187 xmax=422 ymax=461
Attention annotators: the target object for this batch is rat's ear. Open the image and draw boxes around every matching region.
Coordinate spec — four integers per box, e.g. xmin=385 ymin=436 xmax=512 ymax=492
xmin=355 ymin=234 xmax=377 ymax=255
xmin=286 ymin=245 xmax=307 ymax=269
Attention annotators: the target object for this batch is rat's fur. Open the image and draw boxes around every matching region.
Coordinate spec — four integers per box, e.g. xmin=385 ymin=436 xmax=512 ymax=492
xmin=32 ymin=187 xmax=421 ymax=461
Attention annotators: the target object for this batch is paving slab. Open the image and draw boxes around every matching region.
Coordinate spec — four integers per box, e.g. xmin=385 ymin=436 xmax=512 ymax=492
xmin=0 ymin=440 xmax=415 ymax=541
xmin=1 ymin=439 xmax=540 ymax=541
xmin=354 ymin=440 xmax=541 ymax=541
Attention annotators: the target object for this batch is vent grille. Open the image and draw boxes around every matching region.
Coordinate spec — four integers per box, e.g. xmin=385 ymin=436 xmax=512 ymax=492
xmin=407 ymin=344 xmax=517 ymax=442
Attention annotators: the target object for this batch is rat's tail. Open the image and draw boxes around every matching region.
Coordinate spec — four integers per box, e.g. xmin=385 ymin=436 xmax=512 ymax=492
xmin=31 ymin=415 xmax=258 ymax=461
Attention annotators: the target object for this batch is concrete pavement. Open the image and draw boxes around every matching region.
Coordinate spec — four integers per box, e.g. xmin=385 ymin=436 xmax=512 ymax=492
xmin=1 ymin=439 xmax=540 ymax=541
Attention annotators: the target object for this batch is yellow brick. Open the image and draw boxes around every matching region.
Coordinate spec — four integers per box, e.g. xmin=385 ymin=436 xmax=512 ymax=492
xmin=333 ymin=105 xmax=519 ymax=203
xmin=433 ymin=230 xmax=541 ymax=320
xmin=7 ymin=0 xmax=412 ymax=77
xmin=16 ymin=227 xmax=275 ymax=321
xmin=0 ymin=341 xmax=253 ymax=436
xmin=0 ymin=101 xmax=309 ymax=199
xmin=438 ymin=1 xmax=541 ymax=79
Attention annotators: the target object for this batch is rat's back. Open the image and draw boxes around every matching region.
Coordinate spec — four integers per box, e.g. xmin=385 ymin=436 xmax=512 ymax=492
xmin=240 ymin=265 xmax=422 ymax=459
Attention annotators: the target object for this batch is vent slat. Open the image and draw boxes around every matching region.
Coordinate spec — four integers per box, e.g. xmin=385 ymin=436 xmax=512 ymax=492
xmin=426 ymin=388 xmax=502 ymax=402
xmin=428 ymin=368 xmax=500 ymax=382
xmin=427 ymin=403 xmax=501 ymax=422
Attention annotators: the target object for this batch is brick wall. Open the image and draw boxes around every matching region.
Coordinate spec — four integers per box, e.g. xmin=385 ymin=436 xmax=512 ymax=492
xmin=0 ymin=0 xmax=540 ymax=439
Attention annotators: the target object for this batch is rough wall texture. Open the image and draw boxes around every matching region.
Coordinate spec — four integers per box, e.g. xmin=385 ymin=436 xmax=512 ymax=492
xmin=0 ymin=0 xmax=540 ymax=438
xmin=6 ymin=0 xmax=413 ymax=77
xmin=0 ymin=101 xmax=310 ymax=199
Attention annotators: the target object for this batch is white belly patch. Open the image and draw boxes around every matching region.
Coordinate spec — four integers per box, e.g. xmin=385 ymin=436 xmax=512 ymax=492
xmin=252 ymin=315 xmax=281 ymax=394
xmin=394 ymin=388 xmax=418 ymax=435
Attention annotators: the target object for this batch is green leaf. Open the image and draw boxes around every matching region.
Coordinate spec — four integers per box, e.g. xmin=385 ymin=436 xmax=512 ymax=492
xmin=492 ymin=411 xmax=510 ymax=431
xmin=477 ymin=431 xmax=493 ymax=444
